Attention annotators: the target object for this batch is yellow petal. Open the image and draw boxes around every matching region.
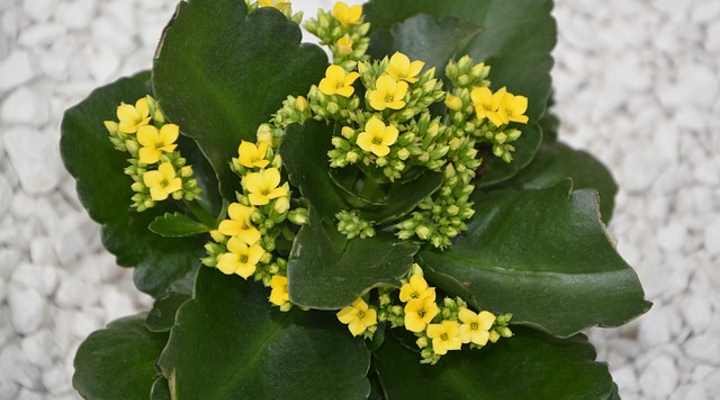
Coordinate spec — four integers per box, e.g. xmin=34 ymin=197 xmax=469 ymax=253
xmin=235 ymin=263 xmax=256 ymax=279
xmin=318 ymin=78 xmax=336 ymax=96
xmin=139 ymin=147 xmax=161 ymax=165
xmin=167 ymin=177 xmax=182 ymax=194
xmin=142 ymin=170 xmax=162 ymax=187
xmin=368 ymin=90 xmax=386 ymax=111
xmin=158 ymin=162 xmax=176 ymax=178
xmin=336 ymin=85 xmax=355 ymax=98
xmin=344 ymin=71 xmax=360 ymax=86
xmin=217 ymin=253 xmax=239 ymax=274
xmin=477 ymin=311 xmax=496 ymax=331
xmin=228 ymin=203 xmax=253 ymax=222
xmin=264 ymin=168 xmax=282 ymax=189
xmin=135 ymin=98 xmax=150 ymax=118
xmin=356 ymin=131 xmax=374 ymax=152
xmin=426 ymin=323 xmax=443 ymax=339
xmin=348 ymin=320 xmax=366 ymax=336
xmin=409 ymin=60 xmax=425 ymax=78
xmin=137 ymin=126 xmax=158 ymax=147
xmin=160 ymin=124 xmax=180 ymax=145
xmin=149 ymin=186 xmax=169 ymax=201
xmin=116 ymin=103 xmax=137 ymax=122
xmin=248 ymin=193 xmax=270 ymax=206
xmin=242 ymin=172 xmax=264 ymax=193
xmin=226 ymin=236 xmax=248 ymax=254
xmin=218 ymin=220 xmax=242 ymax=236
xmin=337 ymin=306 xmax=357 ymax=324
xmin=371 ymin=144 xmax=390 ymax=157
xmin=326 ymin=65 xmax=346 ymax=81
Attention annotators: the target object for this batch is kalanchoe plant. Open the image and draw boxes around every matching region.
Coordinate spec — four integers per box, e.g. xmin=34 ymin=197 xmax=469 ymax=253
xmin=60 ymin=0 xmax=650 ymax=399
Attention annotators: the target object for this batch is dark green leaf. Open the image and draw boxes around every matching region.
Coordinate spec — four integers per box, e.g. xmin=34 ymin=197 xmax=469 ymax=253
xmin=281 ymin=121 xmax=348 ymax=221
xmin=60 ymin=72 xmax=205 ymax=297
xmin=151 ymin=377 xmax=171 ymax=400
xmin=146 ymin=291 xmax=192 ymax=333
xmin=507 ymin=141 xmax=618 ymax=223
xmin=158 ymin=267 xmax=371 ymax=400
xmin=360 ymin=172 xmax=443 ymax=225
xmin=373 ymin=328 xmax=620 ymax=400
xmin=365 ymin=0 xmax=557 ymax=185
xmin=149 ymin=212 xmax=210 ymax=238
xmin=153 ymin=1 xmax=328 ymax=197
xmin=419 ymin=181 xmax=650 ymax=337
xmin=288 ymin=210 xmax=419 ymax=309
xmin=73 ymin=314 xmax=168 ymax=400
xmin=369 ymin=14 xmax=482 ymax=75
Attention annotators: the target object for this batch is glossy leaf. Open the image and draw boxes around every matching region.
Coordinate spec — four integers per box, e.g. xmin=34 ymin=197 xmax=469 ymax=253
xmin=149 ymin=212 xmax=210 ymax=238
xmin=419 ymin=181 xmax=650 ymax=337
xmin=373 ymin=328 xmax=620 ymax=400
xmin=73 ymin=314 xmax=168 ymax=400
xmin=508 ymin=141 xmax=618 ymax=223
xmin=281 ymin=121 xmax=348 ymax=221
xmin=60 ymin=72 xmax=206 ymax=297
xmin=153 ymin=0 xmax=328 ymax=197
xmin=288 ymin=211 xmax=419 ymax=309
xmin=158 ymin=267 xmax=371 ymax=400
xmin=146 ymin=291 xmax=191 ymax=333
xmin=365 ymin=0 xmax=556 ymax=185
xmin=151 ymin=377 xmax=171 ymax=400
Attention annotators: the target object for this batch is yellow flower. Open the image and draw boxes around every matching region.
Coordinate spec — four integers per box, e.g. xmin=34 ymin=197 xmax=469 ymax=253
xmin=257 ymin=0 xmax=291 ymax=13
xmin=471 ymin=86 xmax=507 ymax=127
xmin=337 ymin=298 xmax=377 ymax=337
xmin=137 ymin=124 xmax=179 ymax=164
xmin=216 ymin=237 xmax=265 ymax=279
xmin=336 ymin=35 xmax=353 ymax=56
xmin=399 ymin=274 xmax=435 ymax=303
xmin=332 ymin=2 xmax=362 ymax=26
xmin=242 ymin=168 xmax=289 ymax=206
xmin=387 ymin=52 xmax=425 ymax=84
xmin=142 ymin=162 xmax=182 ymax=201
xmin=269 ymin=275 xmax=290 ymax=306
xmin=237 ymin=140 xmax=270 ymax=169
xmin=426 ymin=320 xmax=463 ymax=355
xmin=404 ymin=296 xmax=439 ymax=333
xmin=368 ymin=75 xmax=408 ymax=111
xmin=218 ymin=203 xmax=261 ymax=245
xmin=356 ymin=117 xmax=398 ymax=157
xmin=318 ymin=65 xmax=360 ymax=97
xmin=499 ymin=90 xmax=529 ymax=124
xmin=116 ymin=98 xmax=151 ymax=134
xmin=458 ymin=308 xmax=495 ymax=346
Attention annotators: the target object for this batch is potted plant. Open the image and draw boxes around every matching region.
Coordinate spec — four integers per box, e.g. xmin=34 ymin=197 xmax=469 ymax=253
xmin=60 ymin=1 xmax=649 ymax=398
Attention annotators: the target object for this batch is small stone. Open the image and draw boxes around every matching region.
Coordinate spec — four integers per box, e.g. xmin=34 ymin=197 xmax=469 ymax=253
xmin=30 ymin=237 xmax=57 ymax=265
xmin=691 ymin=1 xmax=720 ymax=23
xmin=638 ymin=354 xmax=678 ymax=398
xmin=88 ymin=47 xmax=120 ymax=83
xmin=657 ymin=222 xmax=688 ymax=253
xmin=704 ymin=220 xmax=720 ymax=256
xmin=0 ymin=51 xmax=34 ymax=92
xmin=21 ymin=329 xmax=55 ymax=367
xmin=42 ymin=366 xmax=72 ymax=395
xmin=638 ymin=307 xmax=672 ymax=347
xmin=11 ymin=263 xmax=59 ymax=297
xmin=101 ymin=286 xmax=137 ymax=321
xmin=0 ymin=345 xmax=41 ymax=389
xmin=1 ymin=87 xmax=50 ymax=126
xmin=613 ymin=365 xmax=637 ymax=393
xmin=0 ymin=175 xmax=10 ymax=216
xmin=0 ymin=249 xmax=22 ymax=280
xmin=685 ymin=333 xmax=720 ymax=363
xmin=53 ymin=212 xmax=100 ymax=265
xmin=17 ymin=23 xmax=67 ymax=48
xmin=681 ymin=295 xmax=713 ymax=333
xmin=16 ymin=388 xmax=44 ymax=400
xmin=56 ymin=0 xmax=97 ymax=30
xmin=23 ymin=0 xmax=55 ymax=22
xmin=8 ymin=285 xmax=47 ymax=334
xmin=3 ymin=127 xmax=63 ymax=194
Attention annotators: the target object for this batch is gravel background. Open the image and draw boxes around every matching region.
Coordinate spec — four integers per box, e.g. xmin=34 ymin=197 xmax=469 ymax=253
xmin=1 ymin=0 xmax=719 ymax=399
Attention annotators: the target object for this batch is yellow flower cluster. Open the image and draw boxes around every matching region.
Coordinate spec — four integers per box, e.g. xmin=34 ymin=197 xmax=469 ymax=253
xmin=206 ymin=132 xmax=295 ymax=310
xmin=399 ymin=270 xmax=501 ymax=360
xmin=471 ymin=86 xmax=529 ymax=127
xmin=104 ymin=96 xmax=200 ymax=210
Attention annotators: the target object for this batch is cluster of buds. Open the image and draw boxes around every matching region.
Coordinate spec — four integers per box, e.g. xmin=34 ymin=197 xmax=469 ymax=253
xmin=304 ymin=2 xmax=370 ymax=70
xmin=104 ymin=95 xmax=201 ymax=211
xmin=336 ymin=210 xmax=375 ymax=239
xmin=272 ymin=96 xmax=311 ymax=129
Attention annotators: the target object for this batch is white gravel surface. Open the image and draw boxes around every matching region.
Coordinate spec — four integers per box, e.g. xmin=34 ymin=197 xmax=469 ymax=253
xmin=0 ymin=0 xmax=718 ymax=399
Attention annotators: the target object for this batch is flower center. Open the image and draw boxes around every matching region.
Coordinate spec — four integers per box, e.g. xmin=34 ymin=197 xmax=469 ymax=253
xmin=440 ymin=333 xmax=449 ymax=341
xmin=470 ymin=322 xmax=479 ymax=331
xmin=357 ymin=311 xmax=366 ymax=319
xmin=239 ymin=255 xmax=249 ymax=263
xmin=372 ymin=136 xmax=384 ymax=145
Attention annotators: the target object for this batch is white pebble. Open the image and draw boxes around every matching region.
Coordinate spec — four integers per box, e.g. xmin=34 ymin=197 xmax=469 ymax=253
xmin=0 ymin=175 xmax=11 ymax=216
xmin=8 ymin=285 xmax=47 ymax=335
xmin=638 ymin=354 xmax=678 ymax=398
xmin=22 ymin=0 xmax=55 ymax=22
xmin=3 ymin=127 xmax=63 ymax=194
xmin=0 ymin=51 xmax=34 ymax=92
xmin=1 ymin=87 xmax=50 ymax=126
xmin=56 ymin=0 xmax=97 ymax=30
xmin=11 ymin=263 xmax=59 ymax=297
xmin=704 ymin=220 xmax=720 ymax=256
xmin=685 ymin=333 xmax=720 ymax=364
